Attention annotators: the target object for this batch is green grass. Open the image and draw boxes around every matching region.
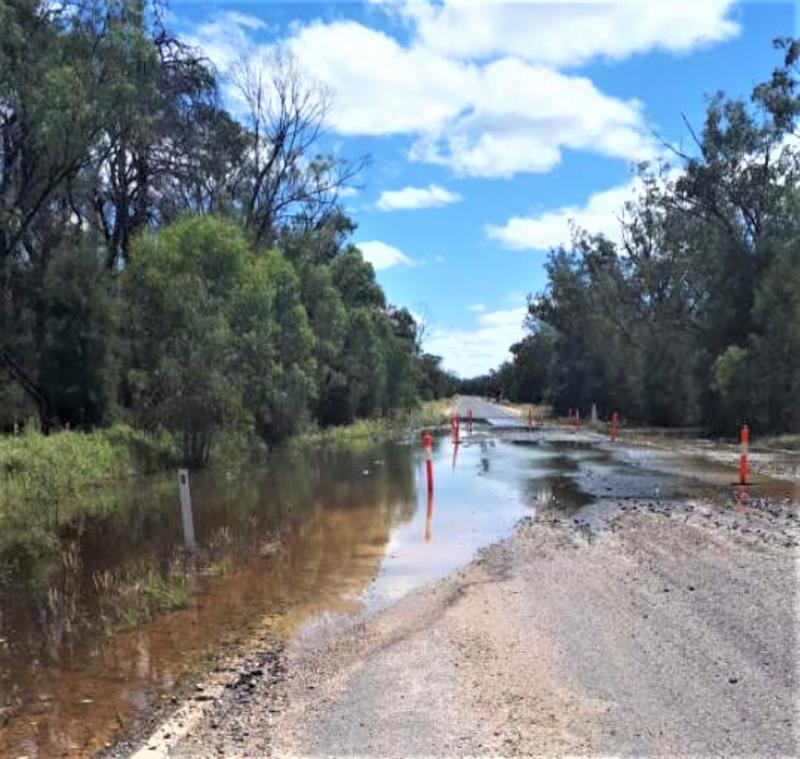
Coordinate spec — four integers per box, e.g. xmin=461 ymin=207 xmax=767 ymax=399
xmin=94 ymin=556 xmax=191 ymax=632
xmin=289 ymin=399 xmax=455 ymax=450
xmin=0 ymin=424 xmax=179 ymax=556
xmin=757 ymin=433 xmax=800 ymax=451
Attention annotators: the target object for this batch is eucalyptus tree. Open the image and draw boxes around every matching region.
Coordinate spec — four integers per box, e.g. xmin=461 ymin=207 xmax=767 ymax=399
xmin=230 ymin=51 xmax=364 ymax=245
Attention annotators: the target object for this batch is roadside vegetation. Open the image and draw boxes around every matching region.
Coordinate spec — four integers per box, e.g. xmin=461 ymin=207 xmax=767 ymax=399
xmin=461 ymin=39 xmax=800 ymax=437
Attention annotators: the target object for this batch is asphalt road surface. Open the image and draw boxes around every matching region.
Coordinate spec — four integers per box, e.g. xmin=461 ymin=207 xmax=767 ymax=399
xmin=456 ymin=395 xmax=525 ymax=427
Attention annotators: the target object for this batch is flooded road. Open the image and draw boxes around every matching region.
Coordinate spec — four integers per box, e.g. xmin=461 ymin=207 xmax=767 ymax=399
xmin=0 ymin=431 xmax=581 ymax=757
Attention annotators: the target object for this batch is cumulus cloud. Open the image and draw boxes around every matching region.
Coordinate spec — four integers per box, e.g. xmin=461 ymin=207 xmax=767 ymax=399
xmin=468 ymin=303 xmax=486 ymax=312
xmin=403 ymin=0 xmax=739 ymax=67
xmin=286 ymin=20 xmax=471 ymax=135
xmin=377 ymin=183 xmax=462 ymax=211
xmin=408 ymin=58 xmax=653 ymax=177
xmin=425 ymin=306 xmax=527 ymax=377
xmin=486 ymin=177 xmax=644 ymax=250
xmin=357 ymin=240 xmax=415 ymax=270
xmin=287 ymin=21 xmax=655 ymax=177
xmin=185 ymin=3 xmax=738 ymax=178
xmin=187 ymin=14 xmax=657 ymax=178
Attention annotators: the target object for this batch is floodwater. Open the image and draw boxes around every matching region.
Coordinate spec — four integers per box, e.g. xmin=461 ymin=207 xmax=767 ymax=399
xmin=0 ymin=430 xmax=583 ymax=757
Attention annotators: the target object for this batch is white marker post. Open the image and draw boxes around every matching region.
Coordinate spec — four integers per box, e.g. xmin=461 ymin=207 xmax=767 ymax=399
xmin=177 ymin=468 xmax=196 ymax=550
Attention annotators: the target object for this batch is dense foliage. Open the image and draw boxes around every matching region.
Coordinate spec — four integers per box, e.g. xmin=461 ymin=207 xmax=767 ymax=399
xmin=0 ymin=0 xmax=454 ymax=463
xmin=464 ymin=40 xmax=800 ymax=435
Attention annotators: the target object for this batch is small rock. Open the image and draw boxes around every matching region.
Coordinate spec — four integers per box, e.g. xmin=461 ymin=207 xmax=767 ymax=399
xmin=729 ymin=677 xmax=739 ymax=684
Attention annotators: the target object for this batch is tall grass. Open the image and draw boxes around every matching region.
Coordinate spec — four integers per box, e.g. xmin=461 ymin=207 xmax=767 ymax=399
xmin=0 ymin=425 xmax=178 ymax=555
xmin=289 ymin=399 xmax=455 ymax=450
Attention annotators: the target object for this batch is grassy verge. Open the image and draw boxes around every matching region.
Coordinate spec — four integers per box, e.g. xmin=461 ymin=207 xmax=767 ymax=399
xmin=0 ymin=424 xmax=179 ymax=556
xmin=289 ymin=398 xmax=454 ymax=450
xmin=756 ymin=433 xmax=800 ymax=452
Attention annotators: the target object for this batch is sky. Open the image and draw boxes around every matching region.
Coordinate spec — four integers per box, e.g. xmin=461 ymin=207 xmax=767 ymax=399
xmin=169 ymin=0 xmax=797 ymax=377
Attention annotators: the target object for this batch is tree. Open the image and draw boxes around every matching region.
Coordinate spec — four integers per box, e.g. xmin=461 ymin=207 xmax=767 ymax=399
xmin=0 ymin=0 xmax=107 ymax=429
xmin=231 ymin=51 xmax=364 ymax=245
xmin=123 ymin=215 xmax=251 ymax=464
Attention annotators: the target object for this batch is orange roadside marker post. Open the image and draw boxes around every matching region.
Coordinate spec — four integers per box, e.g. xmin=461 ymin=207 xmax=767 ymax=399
xmin=739 ymin=423 xmax=749 ymax=485
xmin=610 ymin=411 xmax=618 ymax=442
xmin=467 ymin=407 xmax=473 ymax=436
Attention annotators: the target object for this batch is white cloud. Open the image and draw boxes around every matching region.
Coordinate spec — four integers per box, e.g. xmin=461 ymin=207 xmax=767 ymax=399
xmin=184 ymin=12 xmax=263 ymax=73
xmin=286 ymin=20 xmax=471 ymax=135
xmin=468 ymin=303 xmax=486 ymax=312
xmin=403 ymin=0 xmax=739 ymax=67
xmin=409 ymin=58 xmax=653 ymax=177
xmin=425 ymin=306 xmax=527 ymax=377
xmin=186 ymin=3 xmax=737 ymax=179
xmin=434 ymin=255 xmax=445 ymax=263
xmin=357 ymin=240 xmax=415 ymax=271
xmin=188 ymin=14 xmax=656 ymax=179
xmin=376 ymin=183 xmax=462 ymax=211
xmin=287 ymin=21 xmax=655 ymax=177
xmin=486 ymin=177 xmax=643 ymax=250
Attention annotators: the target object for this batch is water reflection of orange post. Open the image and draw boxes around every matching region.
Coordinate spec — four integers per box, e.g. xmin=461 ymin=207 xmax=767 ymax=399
xmin=452 ymin=438 xmax=460 ymax=470
xmin=424 ymin=490 xmax=434 ymax=543
xmin=467 ymin=407 xmax=473 ymax=436
xmin=422 ymin=431 xmax=434 ymax=493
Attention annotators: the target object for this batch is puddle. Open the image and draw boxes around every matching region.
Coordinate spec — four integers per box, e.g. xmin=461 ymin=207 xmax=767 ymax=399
xmin=0 ymin=434 xmax=580 ymax=757
xmin=611 ymin=446 xmax=800 ymax=503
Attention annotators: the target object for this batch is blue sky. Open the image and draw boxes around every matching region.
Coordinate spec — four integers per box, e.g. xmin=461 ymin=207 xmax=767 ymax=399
xmin=170 ymin=0 xmax=796 ymax=376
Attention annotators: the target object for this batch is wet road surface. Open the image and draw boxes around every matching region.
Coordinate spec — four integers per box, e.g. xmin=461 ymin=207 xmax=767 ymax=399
xmin=456 ymin=395 xmax=525 ymax=427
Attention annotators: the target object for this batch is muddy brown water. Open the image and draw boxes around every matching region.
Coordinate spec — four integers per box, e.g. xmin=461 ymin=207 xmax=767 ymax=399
xmin=0 ymin=432 xmax=590 ymax=757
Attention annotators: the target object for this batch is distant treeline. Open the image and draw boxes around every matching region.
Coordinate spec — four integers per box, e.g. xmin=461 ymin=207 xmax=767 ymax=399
xmin=0 ymin=0 xmax=456 ymax=463
xmin=461 ymin=39 xmax=800 ymax=435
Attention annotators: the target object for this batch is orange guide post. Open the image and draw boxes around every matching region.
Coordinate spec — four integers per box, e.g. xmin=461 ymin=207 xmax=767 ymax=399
xmin=739 ymin=423 xmax=749 ymax=485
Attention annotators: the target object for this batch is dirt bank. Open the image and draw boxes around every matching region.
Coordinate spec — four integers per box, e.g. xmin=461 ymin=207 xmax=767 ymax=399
xmin=136 ymin=487 xmax=796 ymax=757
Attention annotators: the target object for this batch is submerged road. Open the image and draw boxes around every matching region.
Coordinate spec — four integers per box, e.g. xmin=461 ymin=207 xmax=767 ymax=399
xmin=455 ymin=394 xmax=525 ymax=428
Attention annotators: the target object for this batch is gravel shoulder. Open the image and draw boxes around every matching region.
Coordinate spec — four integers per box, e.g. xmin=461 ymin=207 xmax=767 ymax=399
xmin=154 ymin=498 xmax=797 ymax=757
